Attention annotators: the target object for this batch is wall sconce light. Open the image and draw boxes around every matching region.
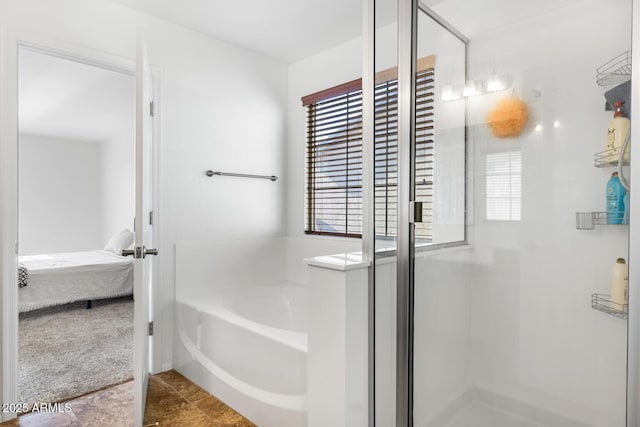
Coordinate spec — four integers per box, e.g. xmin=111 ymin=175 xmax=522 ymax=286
xmin=440 ymin=79 xmax=482 ymax=101
xmin=486 ymin=72 xmax=512 ymax=93
xmin=463 ymin=80 xmax=481 ymax=97
xmin=441 ymin=73 xmax=512 ymax=102
xmin=442 ymin=84 xmax=456 ymax=101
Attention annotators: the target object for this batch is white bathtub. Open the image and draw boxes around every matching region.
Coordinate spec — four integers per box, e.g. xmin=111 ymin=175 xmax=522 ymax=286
xmin=175 ymin=282 xmax=308 ymax=427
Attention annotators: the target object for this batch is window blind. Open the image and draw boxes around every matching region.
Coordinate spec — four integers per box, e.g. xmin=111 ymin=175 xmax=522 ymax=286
xmin=375 ymin=68 xmax=435 ymax=239
xmin=304 ymin=58 xmax=435 ymax=238
xmin=485 ymin=151 xmax=522 ymax=221
xmin=305 ymin=91 xmax=363 ymax=236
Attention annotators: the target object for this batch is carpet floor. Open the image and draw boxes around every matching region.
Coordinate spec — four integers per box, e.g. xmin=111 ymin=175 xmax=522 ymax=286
xmin=18 ymin=296 xmax=134 ymax=407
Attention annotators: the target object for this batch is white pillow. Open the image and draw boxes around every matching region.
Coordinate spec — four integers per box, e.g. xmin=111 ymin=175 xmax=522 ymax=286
xmin=104 ymin=229 xmax=135 ymax=255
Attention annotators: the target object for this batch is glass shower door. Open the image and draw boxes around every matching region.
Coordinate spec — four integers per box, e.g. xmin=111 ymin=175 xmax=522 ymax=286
xmin=372 ymin=0 xmax=399 ymax=424
xmin=369 ymin=0 xmax=634 ymax=426
xmin=411 ymin=4 xmax=467 ymax=426
xmin=371 ymin=1 xmax=467 ymax=425
xmin=407 ymin=1 xmax=633 ymax=427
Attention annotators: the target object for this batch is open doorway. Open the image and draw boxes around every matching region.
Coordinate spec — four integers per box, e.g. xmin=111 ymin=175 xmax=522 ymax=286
xmin=16 ymin=46 xmax=136 ymax=409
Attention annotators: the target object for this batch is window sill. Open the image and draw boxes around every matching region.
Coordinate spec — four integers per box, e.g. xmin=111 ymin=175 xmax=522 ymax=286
xmin=304 ymin=231 xmax=362 ymax=239
xmin=374 ymin=240 xmax=471 ymax=260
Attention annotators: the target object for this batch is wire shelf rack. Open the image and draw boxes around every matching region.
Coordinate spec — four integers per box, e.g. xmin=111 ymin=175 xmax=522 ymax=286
xmin=576 ymin=212 xmax=628 ymax=229
xmin=576 ymin=212 xmax=604 ymax=230
xmin=596 ymin=51 xmax=632 ymax=87
xmin=594 ymin=148 xmax=630 ymax=168
xmin=591 ymin=293 xmax=628 ymax=319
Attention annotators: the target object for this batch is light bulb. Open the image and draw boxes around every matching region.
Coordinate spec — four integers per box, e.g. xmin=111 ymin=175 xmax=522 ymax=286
xmin=442 ymin=84 xmax=454 ymax=101
xmin=463 ymin=80 xmax=479 ymax=97
xmin=486 ymin=74 xmax=506 ymax=92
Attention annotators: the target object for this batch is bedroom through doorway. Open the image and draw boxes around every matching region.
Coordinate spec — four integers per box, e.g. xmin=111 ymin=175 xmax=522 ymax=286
xmin=16 ymin=45 xmax=136 ymax=409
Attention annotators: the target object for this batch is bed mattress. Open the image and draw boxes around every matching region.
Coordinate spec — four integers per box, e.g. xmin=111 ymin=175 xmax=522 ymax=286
xmin=19 ymin=249 xmax=133 ymax=312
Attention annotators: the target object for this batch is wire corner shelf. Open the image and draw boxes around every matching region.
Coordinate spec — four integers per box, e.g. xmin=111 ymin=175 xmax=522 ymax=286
xmin=591 ymin=293 xmax=628 ymax=319
xmin=594 ymin=148 xmax=631 ymax=168
xmin=596 ymin=51 xmax=632 ymax=87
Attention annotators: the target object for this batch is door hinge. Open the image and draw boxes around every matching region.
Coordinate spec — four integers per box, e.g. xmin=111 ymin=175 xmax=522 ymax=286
xmin=149 ymin=211 xmax=154 ymax=226
xmin=148 ymin=321 xmax=154 ymax=336
xmin=15 ymin=243 xmax=18 ymax=255
xmin=150 ymin=101 xmax=155 ymax=117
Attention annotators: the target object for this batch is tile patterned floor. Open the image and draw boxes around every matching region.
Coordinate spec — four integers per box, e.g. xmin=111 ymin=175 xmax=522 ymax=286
xmin=0 ymin=370 xmax=256 ymax=427
xmin=145 ymin=370 xmax=256 ymax=427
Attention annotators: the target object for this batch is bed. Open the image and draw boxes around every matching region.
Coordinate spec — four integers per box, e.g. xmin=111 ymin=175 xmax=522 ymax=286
xmin=18 ymin=230 xmax=135 ymax=313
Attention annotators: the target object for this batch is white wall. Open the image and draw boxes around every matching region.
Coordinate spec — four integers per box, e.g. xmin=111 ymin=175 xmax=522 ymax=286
xmin=19 ymin=129 xmax=135 ymax=256
xmin=458 ymin=0 xmax=630 ymax=425
xmin=1 ymin=0 xmax=288 ymax=373
xmin=373 ymin=1 xmax=632 ymax=425
xmin=18 ymin=134 xmax=103 ymax=255
xmin=100 ymin=128 xmax=134 ymax=244
xmin=175 ymin=237 xmax=287 ymax=301
xmin=287 ymin=37 xmax=362 ymax=235
xmin=285 ymin=236 xmax=361 ymax=285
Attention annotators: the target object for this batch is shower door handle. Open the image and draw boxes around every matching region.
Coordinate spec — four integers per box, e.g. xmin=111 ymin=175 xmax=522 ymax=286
xmin=410 ymin=201 xmax=423 ymax=223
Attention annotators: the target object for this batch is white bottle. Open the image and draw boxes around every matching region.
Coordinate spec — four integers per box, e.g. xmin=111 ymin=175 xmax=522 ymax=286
xmin=611 ymin=257 xmax=629 ymax=310
xmin=607 ymin=100 xmax=631 ymax=161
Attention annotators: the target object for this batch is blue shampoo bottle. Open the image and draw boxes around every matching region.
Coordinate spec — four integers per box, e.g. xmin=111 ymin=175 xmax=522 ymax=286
xmin=607 ymin=172 xmax=627 ymax=224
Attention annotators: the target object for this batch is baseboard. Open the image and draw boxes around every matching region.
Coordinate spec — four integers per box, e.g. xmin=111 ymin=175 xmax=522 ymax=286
xmin=424 ymin=388 xmax=474 ymax=427
xmin=423 ymin=387 xmax=597 ymax=427
xmin=154 ymin=362 xmax=173 ymax=375
xmin=474 ymin=387 xmax=595 ymax=427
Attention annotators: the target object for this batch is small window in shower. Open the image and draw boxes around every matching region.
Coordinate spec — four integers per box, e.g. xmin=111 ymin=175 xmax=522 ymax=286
xmin=485 ymin=150 xmax=521 ymax=221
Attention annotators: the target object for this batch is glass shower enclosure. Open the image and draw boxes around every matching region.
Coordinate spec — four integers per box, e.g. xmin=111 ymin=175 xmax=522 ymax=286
xmin=369 ymin=0 xmax=635 ymax=426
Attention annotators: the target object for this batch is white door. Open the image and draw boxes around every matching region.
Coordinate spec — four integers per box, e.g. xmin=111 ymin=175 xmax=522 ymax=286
xmin=133 ymin=30 xmax=156 ymax=427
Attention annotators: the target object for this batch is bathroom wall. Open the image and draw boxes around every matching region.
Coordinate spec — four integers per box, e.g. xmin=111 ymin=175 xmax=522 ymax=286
xmin=452 ymin=0 xmax=631 ymax=425
xmin=285 ymin=236 xmax=361 ymax=284
xmin=0 ymin=0 xmax=288 ymax=372
xmin=175 ymin=237 xmax=287 ymax=301
xmin=174 ymin=236 xmax=361 ymax=300
xmin=18 ymin=134 xmax=103 ymax=255
xmin=287 ymin=34 xmax=360 ymax=239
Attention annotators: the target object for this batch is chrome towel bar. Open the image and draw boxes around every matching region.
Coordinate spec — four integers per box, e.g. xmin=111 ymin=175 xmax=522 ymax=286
xmin=205 ymin=170 xmax=278 ymax=182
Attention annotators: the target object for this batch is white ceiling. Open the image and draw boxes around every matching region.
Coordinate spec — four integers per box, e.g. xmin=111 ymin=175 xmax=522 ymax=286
xmin=107 ymin=0 xmax=582 ymax=63
xmin=430 ymin=0 xmax=584 ymax=40
xmin=108 ymin=0 xmax=373 ymax=63
xmin=19 ymin=48 xmax=134 ymax=143
xmin=18 ymin=0 xmax=584 ymax=143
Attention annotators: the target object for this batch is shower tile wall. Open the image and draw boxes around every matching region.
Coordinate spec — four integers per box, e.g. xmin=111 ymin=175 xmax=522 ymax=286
xmin=411 ymin=0 xmax=631 ymax=426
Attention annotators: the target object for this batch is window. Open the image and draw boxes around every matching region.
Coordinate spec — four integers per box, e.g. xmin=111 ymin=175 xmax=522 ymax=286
xmin=303 ymin=84 xmax=364 ymax=236
xmin=303 ymin=57 xmax=435 ymax=238
xmin=485 ymin=150 xmax=522 ymax=221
